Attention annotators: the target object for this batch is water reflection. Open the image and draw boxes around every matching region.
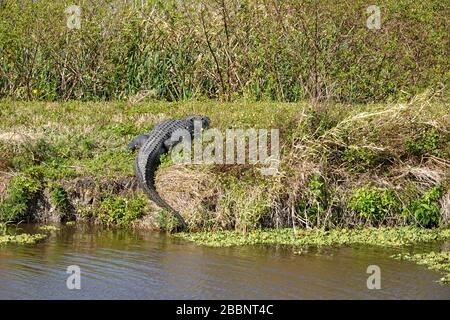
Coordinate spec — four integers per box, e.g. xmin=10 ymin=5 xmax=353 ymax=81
xmin=0 ymin=225 xmax=449 ymax=299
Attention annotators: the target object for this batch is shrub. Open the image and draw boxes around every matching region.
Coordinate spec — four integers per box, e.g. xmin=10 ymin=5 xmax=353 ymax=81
xmin=405 ymin=127 xmax=443 ymax=157
xmin=407 ymin=185 xmax=444 ymax=228
xmin=348 ymin=187 xmax=400 ymax=223
xmin=95 ymin=195 xmax=147 ymax=227
xmin=157 ymin=209 xmax=179 ymax=233
xmin=218 ymin=179 xmax=270 ymax=233
xmin=297 ymin=173 xmax=328 ymax=227
xmin=0 ymin=222 xmax=8 ymax=235
xmin=341 ymin=146 xmax=381 ymax=171
xmin=50 ymin=186 xmax=71 ymax=216
xmin=0 ymin=176 xmax=41 ymax=222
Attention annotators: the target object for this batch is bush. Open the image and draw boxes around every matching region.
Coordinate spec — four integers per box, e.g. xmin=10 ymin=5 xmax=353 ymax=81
xmin=95 ymin=195 xmax=147 ymax=227
xmin=341 ymin=146 xmax=381 ymax=171
xmin=405 ymin=127 xmax=446 ymax=157
xmin=218 ymin=179 xmax=270 ymax=233
xmin=157 ymin=209 xmax=179 ymax=233
xmin=0 ymin=176 xmax=41 ymax=222
xmin=407 ymin=185 xmax=444 ymax=228
xmin=50 ymin=186 xmax=71 ymax=216
xmin=296 ymin=173 xmax=328 ymax=227
xmin=348 ymin=187 xmax=400 ymax=223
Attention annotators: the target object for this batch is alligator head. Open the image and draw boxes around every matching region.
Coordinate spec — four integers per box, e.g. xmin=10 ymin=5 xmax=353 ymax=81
xmin=182 ymin=115 xmax=210 ymax=132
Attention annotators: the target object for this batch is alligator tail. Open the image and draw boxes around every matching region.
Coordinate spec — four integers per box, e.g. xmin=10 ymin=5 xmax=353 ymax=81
xmin=134 ymin=158 xmax=187 ymax=230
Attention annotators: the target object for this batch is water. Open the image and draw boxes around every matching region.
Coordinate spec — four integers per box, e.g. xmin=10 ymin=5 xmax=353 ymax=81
xmin=0 ymin=224 xmax=449 ymax=299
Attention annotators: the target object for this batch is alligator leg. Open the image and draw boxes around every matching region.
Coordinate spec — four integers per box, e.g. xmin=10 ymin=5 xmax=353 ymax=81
xmin=127 ymin=134 xmax=150 ymax=151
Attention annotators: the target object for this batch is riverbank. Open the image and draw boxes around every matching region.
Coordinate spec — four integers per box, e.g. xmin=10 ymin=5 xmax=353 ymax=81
xmin=0 ymin=99 xmax=449 ymax=232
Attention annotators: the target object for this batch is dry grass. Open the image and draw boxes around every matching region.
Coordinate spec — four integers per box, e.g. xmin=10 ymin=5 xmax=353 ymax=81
xmin=157 ymin=165 xmax=221 ymax=220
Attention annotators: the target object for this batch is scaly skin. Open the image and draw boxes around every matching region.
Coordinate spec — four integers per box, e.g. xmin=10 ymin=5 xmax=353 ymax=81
xmin=130 ymin=115 xmax=210 ymax=230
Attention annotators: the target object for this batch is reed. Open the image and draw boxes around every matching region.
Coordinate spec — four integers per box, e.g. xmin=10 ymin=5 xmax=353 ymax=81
xmin=0 ymin=0 xmax=448 ymax=103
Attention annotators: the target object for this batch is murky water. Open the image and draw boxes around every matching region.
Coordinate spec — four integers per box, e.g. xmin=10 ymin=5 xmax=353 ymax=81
xmin=0 ymin=224 xmax=449 ymax=299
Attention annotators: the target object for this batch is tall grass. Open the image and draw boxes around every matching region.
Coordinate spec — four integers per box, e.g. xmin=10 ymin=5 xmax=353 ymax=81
xmin=0 ymin=0 xmax=448 ymax=102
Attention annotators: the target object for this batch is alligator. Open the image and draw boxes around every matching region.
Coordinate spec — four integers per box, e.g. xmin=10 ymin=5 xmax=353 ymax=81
xmin=128 ymin=115 xmax=210 ymax=230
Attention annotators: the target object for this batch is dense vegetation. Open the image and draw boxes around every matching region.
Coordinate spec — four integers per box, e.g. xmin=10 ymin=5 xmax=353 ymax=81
xmin=0 ymin=0 xmax=448 ymax=103
xmin=0 ymin=99 xmax=448 ymax=232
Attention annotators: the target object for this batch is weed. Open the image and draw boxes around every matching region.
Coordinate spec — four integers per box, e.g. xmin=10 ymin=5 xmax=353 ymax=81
xmin=405 ymin=127 xmax=444 ymax=157
xmin=216 ymin=178 xmax=271 ymax=233
xmin=406 ymin=185 xmax=444 ymax=228
xmin=0 ymin=233 xmax=47 ymax=245
xmin=348 ymin=187 xmax=400 ymax=224
xmin=50 ymin=186 xmax=71 ymax=216
xmin=0 ymin=1 xmax=447 ymax=102
xmin=38 ymin=225 xmax=59 ymax=232
xmin=95 ymin=195 xmax=147 ymax=227
xmin=157 ymin=209 xmax=179 ymax=233
xmin=341 ymin=146 xmax=381 ymax=171
xmin=0 ymin=176 xmax=41 ymax=222
xmin=176 ymin=227 xmax=450 ymax=248
xmin=392 ymin=251 xmax=450 ymax=284
xmin=297 ymin=173 xmax=328 ymax=228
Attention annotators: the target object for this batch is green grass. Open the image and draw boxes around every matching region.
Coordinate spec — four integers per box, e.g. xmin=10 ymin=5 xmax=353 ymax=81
xmin=0 ymin=101 xmax=297 ymax=176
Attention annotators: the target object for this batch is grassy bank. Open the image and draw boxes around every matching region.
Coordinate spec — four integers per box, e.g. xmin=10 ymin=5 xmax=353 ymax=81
xmin=0 ymin=98 xmax=449 ymax=232
xmin=0 ymin=0 xmax=448 ymax=102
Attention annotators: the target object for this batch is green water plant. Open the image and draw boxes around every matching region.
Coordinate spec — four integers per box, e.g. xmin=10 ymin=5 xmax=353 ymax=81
xmin=38 ymin=225 xmax=60 ymax=232
xmin=0 ymin=233 xmax=47 ymax=245
xmin=392 ymin=251 xmax=450 ymax=284
xmin=177 ymin=227 xmax=450 ymax=248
